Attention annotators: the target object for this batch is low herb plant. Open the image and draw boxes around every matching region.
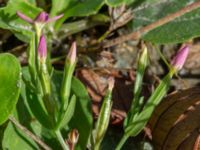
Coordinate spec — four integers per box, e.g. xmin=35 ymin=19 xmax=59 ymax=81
xmin=0 ymin=1 xmax=190 ymax=150
xmin=0 ymin=10 xmax=115 ymax=150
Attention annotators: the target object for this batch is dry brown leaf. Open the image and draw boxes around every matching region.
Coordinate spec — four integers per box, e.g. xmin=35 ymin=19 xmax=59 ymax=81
xmin=149 ymin=87 xmax=200 ymax=150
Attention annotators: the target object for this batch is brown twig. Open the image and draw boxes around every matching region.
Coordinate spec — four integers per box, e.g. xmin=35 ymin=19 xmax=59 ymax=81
xmin=103 ymin=1 xmax=200 ymax=48
xmin=9 ymin=116 xmax=52 ymax=150
xmin=98 ymin=8 xmax=133 ymax=42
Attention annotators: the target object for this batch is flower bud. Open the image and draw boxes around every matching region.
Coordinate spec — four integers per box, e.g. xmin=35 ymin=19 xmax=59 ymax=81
xmin=34 ymin=12 xmax=49 ymax=22
xmin=67 ymin=42 xmax=76 ymax=64
xmin=61 ymin=42 xmax=77 ymax=108
xmin=171 ymin=45 xmax=189 ymax=71
xmin=68 ymin=129 xmax=79 ymax=145
xmin=108 ymin=77 xmax=115 ymax=91
xmin=38 ymin=34 xmax=47 ymax=61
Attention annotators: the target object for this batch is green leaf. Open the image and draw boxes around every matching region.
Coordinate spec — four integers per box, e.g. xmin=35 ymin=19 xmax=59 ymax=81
xmin=21 ymin=67 xmax=53 ymax=129
xmin=28 ymin=33 xmax=37 ymax=83
xmin=58 ymin=95 xmax=77 ymax=129
xmin=0 ymin=53 xmax=21 ymax=125
xmin=2 ymin=98 xmax=40 ymax=150
xmin=0 ymin=0 xmax=41 ymax=42
xmin=50 ymin=0 xmax=71 ymax=16
xmin=52 ymin=70 xmax=93 ymax=150
xmin=54 ymin=0 xmax=104 ymax=30
xmin=131 ymin=0 xmax=200 ymax=43
xmin=70 ymin=77 xmax=93 ymax=150
xmin=3 ymin=122 xmax=38 ymax=150
xmin=6 ymin=93 xmax=61 ymax=150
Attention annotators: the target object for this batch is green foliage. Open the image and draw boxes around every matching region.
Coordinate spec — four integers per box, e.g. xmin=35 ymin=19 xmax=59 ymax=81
xmin=58 ymin=95 xmax=76 ymax=129
xmin=54 ymin=0 xmax=105 ymax=30
xmin=3 ymin=122 xmax=38 ymax=150
xmin=125 ymin=46 xmax=148 ymax=127
xmin=125 ymin=73 xmax=172 ymax=137
xmin=0 ymin=0 xmax=40 ymax=42
xmin=116 ymin=71 xmax=172 ymax=149
xmin=52 ymin=71 xmax=93 ymax=150
xmin=2 ymin=99 xmax=40 ymax=150
xmin=0 ymin=53 xmax=21 ymax=125
xmin=69 ymin=77 xmax=93 ymax=150
xmin=131 ymin=0 xmax=200 ymax=43
xmin=2 ymin=97 xmax=60 ymax=150
xmin=3 ymin=87 xmax=63 ymax=150
xmin=21 ymin=67 xmax=53 ymax=129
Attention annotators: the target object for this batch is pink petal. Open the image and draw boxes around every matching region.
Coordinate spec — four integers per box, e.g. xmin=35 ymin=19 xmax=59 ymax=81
xmin=16 ymin=11 xmax=34 ymax=24
xmin=34 ymin=12 xmax=49 ymax=23
xmin=46 ymin=14 xmax=64 ymax=23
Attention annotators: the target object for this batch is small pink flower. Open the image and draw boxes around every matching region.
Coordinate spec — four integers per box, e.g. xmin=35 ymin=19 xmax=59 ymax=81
xmin=38 ymin=34 xmax=47 ymax=60
xmin=17 ymin=11 xmax=63 ymax=24
xmin=67 ymin=42 xmax=77 ymax=64
xmin=171 ymin=45 xmax=189 ymax=71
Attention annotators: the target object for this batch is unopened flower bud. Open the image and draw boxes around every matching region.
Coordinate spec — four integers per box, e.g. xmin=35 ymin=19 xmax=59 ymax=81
xmin=38 ymin=34 xmax=47 ymax=61
xmin=171 ymin=45 xmax=189 ymax=71
xmin=34 ymin=12 xmax=49 ymax=22
xmin=68 ymin=129 xmax=79 ymax=145
xmin=67 ymin=42 xmax=77 ymax=64
xmin=108 ymin=77 xmax=115 ymax=91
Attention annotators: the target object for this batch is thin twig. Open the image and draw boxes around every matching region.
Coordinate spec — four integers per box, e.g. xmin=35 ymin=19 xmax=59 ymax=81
xmin=9 ymin=116 xmax=52 ymax=150
xmin=98 ymin=8 xmax=133 ymax=42
xmin=103 ymin=1 xmax=200 ymax=48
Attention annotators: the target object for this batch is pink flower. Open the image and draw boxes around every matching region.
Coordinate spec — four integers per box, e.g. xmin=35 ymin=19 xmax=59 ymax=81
xmin=17 ymin=11 xmax=63 ymax=24
xmin=171 ymin=45 xmax=189 ymax=71
xmin=38 ymin=34 xmax=47 ymax=60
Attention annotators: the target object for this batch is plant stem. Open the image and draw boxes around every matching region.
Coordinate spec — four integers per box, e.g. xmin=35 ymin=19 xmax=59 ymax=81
xmin=55 ymin=130 xmax=69 ymax=150
xmin=116 ymin=135 xmax=129 ymax=150
xmin=98 ymin=30 xmax=110 ymax=42
xmin=94 ymin=140 xmax=101 ymax=150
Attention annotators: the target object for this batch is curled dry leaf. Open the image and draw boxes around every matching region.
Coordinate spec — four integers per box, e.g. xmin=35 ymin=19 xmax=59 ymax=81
xmin=148 ymin=87 xmax=200 ymax=150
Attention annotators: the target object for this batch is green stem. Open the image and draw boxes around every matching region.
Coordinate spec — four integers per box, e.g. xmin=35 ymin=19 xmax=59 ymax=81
xmin=116 ymin=135 xmax=129 ymax=150
xmin=98 ymin=30 xmax=110 ymax=42
xmin=55 ymin=130 xmax=69 ymax=150
xmin=61 ymin=62 xmax=75 ymax=110
xmin=94 ymin=141 xmax=101 ymax=150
